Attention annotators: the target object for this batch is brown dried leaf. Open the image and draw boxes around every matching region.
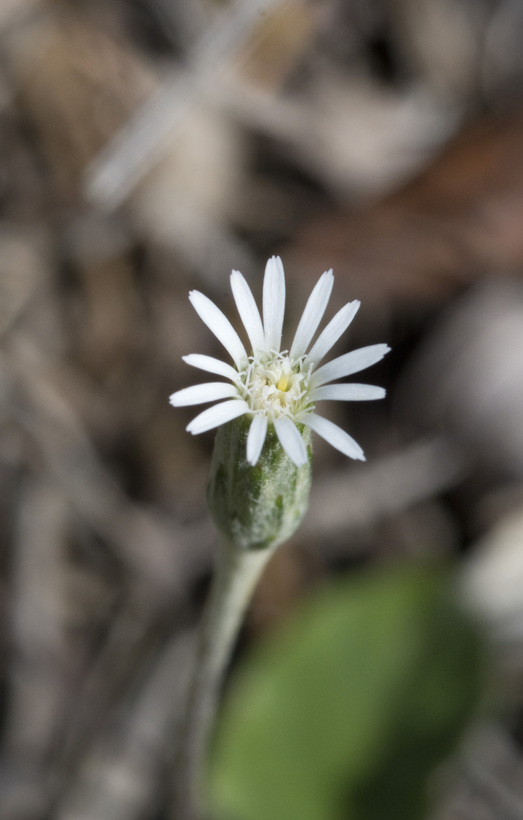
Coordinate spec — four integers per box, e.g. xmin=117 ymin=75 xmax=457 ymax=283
xmin=285 ymin=114 xmax=523 ymax=309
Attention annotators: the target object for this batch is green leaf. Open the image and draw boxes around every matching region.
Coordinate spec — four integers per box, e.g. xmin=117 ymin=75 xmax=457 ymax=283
xmin=209 ymin=565 xmax=483 ymax=820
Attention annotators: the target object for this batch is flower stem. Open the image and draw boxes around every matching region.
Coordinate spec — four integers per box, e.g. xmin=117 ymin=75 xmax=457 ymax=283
xmin=172 ymin=539 xmax=275 ymax=820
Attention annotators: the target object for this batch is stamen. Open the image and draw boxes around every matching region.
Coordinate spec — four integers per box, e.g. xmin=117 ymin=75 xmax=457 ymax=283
xmin=277 ymin=373 xmax=290 ymax=392
xmin=240 ymin=351 xmax=313 ymax=417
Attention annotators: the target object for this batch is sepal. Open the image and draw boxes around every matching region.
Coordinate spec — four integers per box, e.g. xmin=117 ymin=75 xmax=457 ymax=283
xmin=207 ymin=416 xmax=312 ymax=551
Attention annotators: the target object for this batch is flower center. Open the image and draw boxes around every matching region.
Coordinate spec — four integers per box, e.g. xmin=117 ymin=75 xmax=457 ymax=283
xmin=277 ymin=372 xmax=290 ymax=392
xmin=239 ymin=354 xmax=314 ymax=420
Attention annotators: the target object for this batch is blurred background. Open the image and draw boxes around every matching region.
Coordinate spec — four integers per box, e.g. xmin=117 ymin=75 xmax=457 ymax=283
xmin=2 ymin=0 xmax=523 ymax=817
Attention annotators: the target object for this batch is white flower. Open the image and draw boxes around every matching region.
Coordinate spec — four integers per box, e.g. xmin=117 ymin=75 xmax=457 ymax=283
xmin=170 ymin=257 xmax=389 ymax=468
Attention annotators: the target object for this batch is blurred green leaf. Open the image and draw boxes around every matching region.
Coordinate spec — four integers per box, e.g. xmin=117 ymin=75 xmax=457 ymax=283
xmin=209 ymin=565 xmax=483 ymax=820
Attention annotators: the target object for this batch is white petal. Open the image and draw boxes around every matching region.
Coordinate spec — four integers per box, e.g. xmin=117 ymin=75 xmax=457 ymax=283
xmin=246 ymin=414 xmax=268 ymax=466
xmin=182 ymin=354 xmax=239 ymax=382
xmin=311 ymin=384 xmax=386 ymax=402
xmin=312 ymin=344 xmax=391 ymax=388
xmin=189 ymin=290 xmax=248 ymax=369
xmin=274 ymin=416 xmax=308 ymax=467
xmin=231 ymin=270 xmax=265 ymax=354
xmin=289 ymin=270 xmax=333 ymax=359
xmin=170 ymin=382 xmax=238 ymax=407
xmin=263 ymin=256 xmax=285 ymax=353
xmin=307 ymin=300 xmax=360 ymax=366
xmin=303 ymin=413 xmax=365 ymax=461
xmin=186 ymin=399 xmax=248 ymax=435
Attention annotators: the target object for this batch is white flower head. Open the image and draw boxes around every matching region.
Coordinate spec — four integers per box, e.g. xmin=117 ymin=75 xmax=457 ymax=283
xmin=170 ymin=257 xmax=390 ymax=468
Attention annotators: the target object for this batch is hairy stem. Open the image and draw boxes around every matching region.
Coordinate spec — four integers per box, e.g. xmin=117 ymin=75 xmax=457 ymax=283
xmin=172 ymin=540 xmax=275 ymax=820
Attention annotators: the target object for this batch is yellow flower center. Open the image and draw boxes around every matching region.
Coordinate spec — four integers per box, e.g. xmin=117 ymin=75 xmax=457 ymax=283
xmin=240 ymin=354 xmax=314 ymax=419
xmin=277 ymin=373 xmax=290 ymax=392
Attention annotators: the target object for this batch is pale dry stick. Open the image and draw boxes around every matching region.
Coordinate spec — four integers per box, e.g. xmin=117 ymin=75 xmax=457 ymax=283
xmin=308 ymin=435 xmax=466 ymax=539
xmin=172 ymin=539 xmax=276 ymax=820
xmin=3 ymin=338 xmax=217 ymax=789
xmin=0 ymin=482 xmax=69 ymax=820
xmin=6 ymin=334 xmax=209 ymax=594
xmin=0 ymin=0 xmax=41 ymax=30
xmin=54 ymin=631 xmax=194 ymax=820
xmin=86 ymin=0 xmax=282 ymax=210
xmin=430 ymin=724 xmax=523 ymax=820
